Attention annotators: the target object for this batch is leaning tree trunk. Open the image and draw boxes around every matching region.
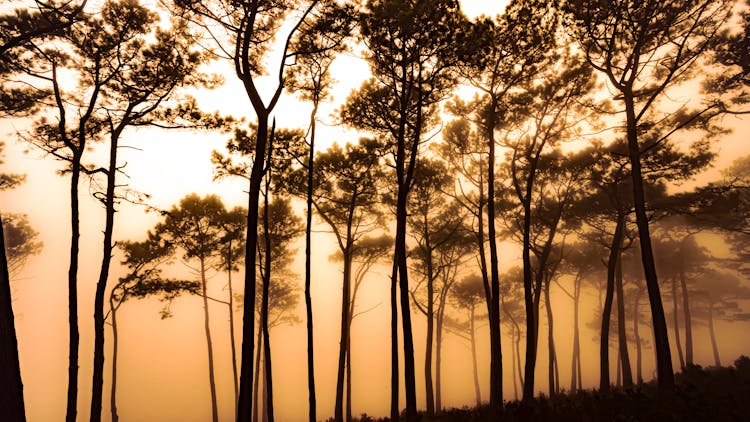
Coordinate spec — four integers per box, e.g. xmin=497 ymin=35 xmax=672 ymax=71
xmin=0 ymin=214 xmax=25 ymax=421
xmin=708 ymin=302 xmax=721 ymax=367
xmin=261 ymin=148 xmax=275 ymax=422
xmin=200 ymin=258 xmax=219 ymax=422
xmin=623 ymin=92 xmax=674 ymax=391
xmin=252 ymin=325 xmax=262 ymax=422
xmin=600 ymin=211 xmax=624 ymax=393
xmin=671 ymin=278 xmax=685 ymax=370
xmin=615 ymin=256 xmax=633 ymax=387
xmin=304 ymin=99 xmax=318 ymax=422
xmin=227 ymin=244 xmax=239 ymax=412
xmin=91 ymin=130 xmax=120 ymax=422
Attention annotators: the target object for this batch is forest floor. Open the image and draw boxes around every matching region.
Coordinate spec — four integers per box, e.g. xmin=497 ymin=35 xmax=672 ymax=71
xmin=350 ymin=355 xmax=750 ymax=422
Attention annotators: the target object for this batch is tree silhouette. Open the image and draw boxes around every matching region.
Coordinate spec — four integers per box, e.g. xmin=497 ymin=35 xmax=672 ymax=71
xmin=3 ymin=214 xmax=43 ymax=277
xmin=109 ymin=233 xmax=200 ymax=422
xmin=448 ymin=274 xmax=487 ymax=405
xmin=341 ymin=2 xmax=466 ymax=418
xmin=566 ymin=0 xmax=733 ymax=391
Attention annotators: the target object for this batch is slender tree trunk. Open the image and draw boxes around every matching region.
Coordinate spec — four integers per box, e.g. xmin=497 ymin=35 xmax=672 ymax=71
xmin=634 ymin=287 xmax=643 ymax=385
xmin=66 ymin=157 xmax=81 ymax=422
xmin=109 ymin=294 xmax=120 ymax=422
xmin=390 ymin=258 xmax=399 ymax=422
xmin=708 ymin=302 xmax=720 ymax=367
xmin=262 ymin=352 xmax=268 ymax=422
xmin=252 ymin=325 xmax=262 ymax=422
xmin=396 ymin=187 xmax=417 ymax=422
xmin=521 ymin=195 xmax=536 ymax=401
xmin=200 ymin=258 xmax=219 ymax=422
xmin=516 ymin=324 xmax=524 ymax=390
xmin=261 ymin=144 xmax=275 ymax=422
xmin=511 ymin=325 xmax=518 ymax=401
xmin=544 ymin=280 xmax=556 ymax=397
xmin=679 ymin=249 xmax=693 ymax=366
xmin=238 ymin=112 xmax=268 ymax=421
xmin=571 ymin=275 xmax=581 ymax=392
xmin=616 ymin=348 xmax=622 ymax=387
xmin=91 ymin=132 xmax=120 ymax=422
xmin=671 ymin=278 xmax=685 ymax=370
xmin=228 ymin=247 xmax=239 ymax=412
xmin=424 ymin=273 xmax=435 ymax=416
xmin=335 ymin=250 xmax=353 ymax=422
xmin=0 ymin=214 xmax=25 ymax=421
xmin=486 ymin=103 xmax=503 ymax=412
xmin=304 ymin=100 xmax=318 ymax=422
xmin=435 ymin=297 xmax=445 ymax=414
xmin=345 ymin=332 xmax=352 ymax=422
xmin=616 ymin=256 xmax=633 ymax=387
xmin=470 ymin=305 xmax=482 ymax=406
xmin=623 ymin=91 xmax=674 ymax=391
xmin=601 ymin=211 xmax=624 ymax=393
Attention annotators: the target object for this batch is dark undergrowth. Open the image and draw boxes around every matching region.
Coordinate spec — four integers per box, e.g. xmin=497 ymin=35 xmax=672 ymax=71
xmin=346 ymin=355 xmax=750 ymax=422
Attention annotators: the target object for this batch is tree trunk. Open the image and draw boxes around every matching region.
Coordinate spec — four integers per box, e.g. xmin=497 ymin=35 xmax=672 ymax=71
xmin=304 ymin=100 xmax=318 ymax=422
xmin=486 ymin=103 xmax=503 ymax=412
xmin=109 ymin=294 xmax=120 ymax=422
xmin=623 ymin=91 xmax=674 ymax=391
xmin=345 ymin=332 xmax=352 ymax=422
xmin=389 ymin=258 xmax=399 ymax=422
xmin=0 ymin=214 xmax=26 ymax=421
xmin=66 ymin=156 xmax=81 ymax=422
xmin=571 ymin=275 xmax=581 ymax=392
xmin=334 ymin=249 xmax=353 ymax=422
xmin=616 ymin=256 xmax=633 ymax=387
xmin=252 ymin=325 xmax=262 ymax=422
xmin=470 ymin=305 xmax=482 ymax=406
xmin=708 ymin=302 xmax=720 ymax=367
xmin=238 ymin=111 xmax=268 ymax=421
xmin=91 ymin=131 xmax=120 ymax=422
xmin=261 ymin=148 xmax=275 ymax=422
xmin=679 ymin=248 xmax=693 ymax=366
xmin=511 ymin=325 xmax=518 ymax=401
xmin=600 ymin=211 xmax=624 ymax=393
xmin=228 ymin=246 xmax=239 ymax=412
xmin=671 ymin=278 xmax=685 ymax=370
xmin=435 ymin=294 xmax=445 ymax=414
xmin=544 ymin=280 xmax=556 ymax=397
xmin=424 ymin=273 xmax=435 ymax=416
xmin=633 ymin=287 xmax=643 ymax=385
xmin=396 ymin=187 xmax=417 ymax=422
xmin=200 ymin=258 xmax=219 ymax=422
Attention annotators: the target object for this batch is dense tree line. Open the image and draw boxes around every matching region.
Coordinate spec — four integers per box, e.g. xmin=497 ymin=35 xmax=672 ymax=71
xmin=1 ymin=0 xmax=750 ymax=421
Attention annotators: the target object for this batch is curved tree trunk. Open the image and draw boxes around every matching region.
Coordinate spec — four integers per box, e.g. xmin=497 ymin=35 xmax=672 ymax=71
xmin=544 ymin=280 xmax=557 ymax=396
xmin=623 ymin=92 xmax=674 ymax=391
xmin=0 ymin=214 xmax=25 ymax=421
xmin=91 ymin=131 xmax=120 ymax=422
xmin=615 ymin=256 xmax=633 ymax=387
xmin=109 ymin=294 xmax=121 ymax=422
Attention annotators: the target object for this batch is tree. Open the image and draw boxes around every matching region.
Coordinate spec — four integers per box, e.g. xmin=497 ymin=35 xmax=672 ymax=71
xmin=300 ymin=139 xmax=383 ymax=422
xmin=456 ymin=0 xmax=559 ymax=405
xmin=691 ymin=269 xmax=750 ymax=366
xmin=168 ymin=1 xmax=328 ymax=416
xmin=2 ymin=214 xmax=43 ymax=277
xmin=108 ymin=233 xmax=200 ymax=422
xmin=286 ymin=6 xmax=354 ymax=419
xmin=566 ymin=0 xmax=733 ymax=391
xmin=341 ymin=2 xmax=466 ymax=418
xmin=448 ymin=274 xmax=487 ymax=405
xmin=155 ymin=193 xmax=231 ymax=422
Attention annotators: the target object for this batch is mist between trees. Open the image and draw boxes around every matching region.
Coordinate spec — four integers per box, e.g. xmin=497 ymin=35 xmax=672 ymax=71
xmin=1 ymin=0 xmax=750 ymax=421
